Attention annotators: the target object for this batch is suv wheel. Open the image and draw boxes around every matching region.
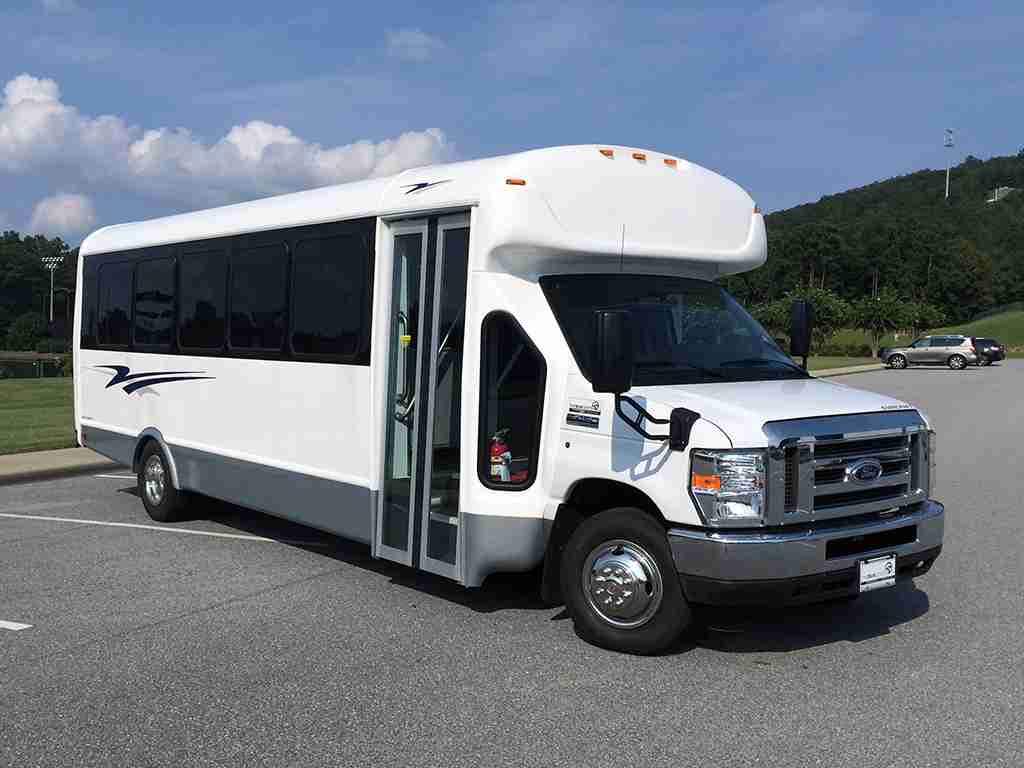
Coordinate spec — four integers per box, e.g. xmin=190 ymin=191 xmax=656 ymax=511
xmin=889 ymin=354 xmax=907 ymax=369
xmin=561 ymin=508 xmax=690 ymax=654
xmin=948 ymin=354 xmax=967 ymax=370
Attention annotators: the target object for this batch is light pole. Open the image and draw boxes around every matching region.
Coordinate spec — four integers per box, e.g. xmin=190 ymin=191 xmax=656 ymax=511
xmin=944 ymin=129 xmax=954 ymax=201
xmin=40 ymin=254 xmax=65 ymax=324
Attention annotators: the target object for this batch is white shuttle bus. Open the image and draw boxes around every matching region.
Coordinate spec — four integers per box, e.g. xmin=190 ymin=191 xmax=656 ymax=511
xmin=75 ymin=146 xmax=944 ymax=653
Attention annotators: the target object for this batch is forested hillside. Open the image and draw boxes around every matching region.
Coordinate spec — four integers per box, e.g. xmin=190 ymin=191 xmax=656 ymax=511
xmin=724 ymin=150 xmax=1024 ymax=322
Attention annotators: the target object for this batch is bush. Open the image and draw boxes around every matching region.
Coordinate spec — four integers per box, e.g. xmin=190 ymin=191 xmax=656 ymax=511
xmin=4 ymin=311 xmax=47 ymax=351
xmin=34 ymin=338 xmax=68 ymax=354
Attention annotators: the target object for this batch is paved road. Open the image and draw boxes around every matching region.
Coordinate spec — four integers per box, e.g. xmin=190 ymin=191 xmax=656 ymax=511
xmin=2 ymin=362 xmax=1022 ymax=767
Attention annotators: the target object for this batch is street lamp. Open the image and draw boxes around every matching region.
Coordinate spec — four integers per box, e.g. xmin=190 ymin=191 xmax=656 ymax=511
xmin=40 ymin=254 xmax=65 ymax=324
xmin=944 ymin=129 xmax=954 ymax=201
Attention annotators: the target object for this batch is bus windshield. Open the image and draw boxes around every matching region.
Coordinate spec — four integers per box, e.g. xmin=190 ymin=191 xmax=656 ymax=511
xmin=540 ymin=274 xmax=808 ymax=385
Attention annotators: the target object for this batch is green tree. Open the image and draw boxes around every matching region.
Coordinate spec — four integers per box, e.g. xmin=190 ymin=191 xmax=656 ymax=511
xmin=852 ymin=289 xmax=911 ymax=356
xmin=752 ymin=287 xmax=851 ymax=352
xmin=5 ymin=311 xmax=47 ymax=351
xmin=906 ymin=301 xmax=947 ymax=337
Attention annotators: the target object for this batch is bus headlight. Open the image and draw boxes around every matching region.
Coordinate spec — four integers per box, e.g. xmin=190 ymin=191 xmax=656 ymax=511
xmin=689 ymin=450 xmax=767 ymax=527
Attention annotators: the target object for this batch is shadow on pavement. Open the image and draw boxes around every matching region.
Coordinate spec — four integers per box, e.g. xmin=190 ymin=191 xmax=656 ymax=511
xmin=692 ymin=581 xmax=930 ymax=653
xmin=114 ymin=486 xmax=932 ymax=651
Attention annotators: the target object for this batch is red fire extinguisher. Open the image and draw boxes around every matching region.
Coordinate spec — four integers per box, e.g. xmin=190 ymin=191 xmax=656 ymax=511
xmin=489 ymin=428 xmax=512 ymax=482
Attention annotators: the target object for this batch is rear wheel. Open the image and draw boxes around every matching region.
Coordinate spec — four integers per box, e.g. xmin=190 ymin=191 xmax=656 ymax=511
xmin=561 ymin=508 xmax=690 ymax=654
xmin=948 ymin=354 xmax=967 ymax=370
xmin=889 ymin=354 xmax=907 ymax=370
xmin=137 ymin=441 xmax=186 ymax=522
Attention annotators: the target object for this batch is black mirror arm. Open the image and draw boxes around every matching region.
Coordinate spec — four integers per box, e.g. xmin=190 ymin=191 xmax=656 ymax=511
xmin=614 ymin=394 xmax=670 ymax=441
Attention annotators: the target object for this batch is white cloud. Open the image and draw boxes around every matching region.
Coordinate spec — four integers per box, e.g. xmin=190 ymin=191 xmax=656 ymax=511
xmin=0 ymin=73 xmax=450 ymax=212
xmin=386 ymin=28 xmax=446 ymax=62
xmin=30 ymin=193 xmax=96 ymax=235
xmin=41 ymin=0 xmax=80 ymax=13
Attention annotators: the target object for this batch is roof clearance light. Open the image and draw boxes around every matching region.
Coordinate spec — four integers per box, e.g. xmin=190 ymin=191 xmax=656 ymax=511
xmin=754 ymin=205 xmax=762 ymax=214
xmin=663 ymin=158 xmax=678 ymax=168
xmin=506 ymin=178 xmax=527 ymax=186
xmin=632 ymin=152 xmax=647 ymax=162
xmin=599 ymin=148 xmax=614 ymax=158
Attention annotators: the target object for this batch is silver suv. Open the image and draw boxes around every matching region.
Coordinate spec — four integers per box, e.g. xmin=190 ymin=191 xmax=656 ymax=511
xmin=880 ymin=335 xmax=979 ymax=370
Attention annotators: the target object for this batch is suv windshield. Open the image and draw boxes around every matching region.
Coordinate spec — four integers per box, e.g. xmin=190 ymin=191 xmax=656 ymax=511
xmin=540 ymin=274 xmax=808 ymax=385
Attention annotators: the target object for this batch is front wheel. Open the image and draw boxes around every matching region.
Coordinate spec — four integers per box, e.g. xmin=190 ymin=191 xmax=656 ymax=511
xmin=889 ymin=354 xmax=907 ymax=370
xmin=561 ymin=508 xmax=690 ymax=654
xmin=948 ymin=354 xmax=967 ymax=370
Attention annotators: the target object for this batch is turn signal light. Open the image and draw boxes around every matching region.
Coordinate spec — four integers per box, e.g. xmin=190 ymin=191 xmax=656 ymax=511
xmin=506 ymin=178 xmax=526 ymax=186
xmin=691 ymin=473 xmax=722 ymax=492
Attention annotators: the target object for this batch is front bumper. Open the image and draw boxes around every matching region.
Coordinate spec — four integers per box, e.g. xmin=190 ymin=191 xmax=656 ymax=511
xmin=668 ymin=500 xmax=944 ymax=606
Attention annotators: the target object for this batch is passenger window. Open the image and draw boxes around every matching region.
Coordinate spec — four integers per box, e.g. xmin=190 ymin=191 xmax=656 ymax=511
xmin=291 ymin=233 xmax=370 ymax=360
xmin=910 ymin=339 xmax=927 ymax=348
xmin=929 ymin=337 xmax=948 ymax=347
xmin=230 ymin=244 xmax=288 ymax=351
xmin=179 ymin=249 xmax=227 ymax=350
xmin=133 ymin=256 xmax=175 ymax=348
xmin=97 ymin=261 xmax=133 ymax=347
xmin=479 ymin=313 xmax=546 ymax=489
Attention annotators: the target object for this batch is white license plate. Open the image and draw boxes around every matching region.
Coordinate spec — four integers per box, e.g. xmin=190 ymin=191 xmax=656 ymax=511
xmin=859 ymin=553 xmax=897 ymax=592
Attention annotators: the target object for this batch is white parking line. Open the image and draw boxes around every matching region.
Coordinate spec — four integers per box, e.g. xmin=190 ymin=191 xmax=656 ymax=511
xmin=0 ymin=512 xmax=324 ymax=546
xmin=93 ymin=474 xmax=136 ymax=480
xmin=0 ymin=620 xmax=32 ymax=631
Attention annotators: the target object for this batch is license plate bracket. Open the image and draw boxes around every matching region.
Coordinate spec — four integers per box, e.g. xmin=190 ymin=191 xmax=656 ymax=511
xmin=859 ymin=553 xmax=896 ymax=592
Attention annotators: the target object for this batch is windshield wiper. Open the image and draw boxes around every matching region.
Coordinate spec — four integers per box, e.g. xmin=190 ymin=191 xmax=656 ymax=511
xmin=718 ymin=358 xmax=809 ymax=375
xmin=635 ymin=361 xmax=728 ymax=380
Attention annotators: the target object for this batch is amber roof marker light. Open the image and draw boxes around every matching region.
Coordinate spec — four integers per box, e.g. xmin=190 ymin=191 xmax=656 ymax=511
xmin=599 ymin=148 xmax=614 ymax=158
xmin=632 ymin=152 xmax=647 ymax=162
xmin=506 ymin=178 xmax=527 ymax=186
xmin=754 ymin=205 xmax=762 ymax=214
xmin=663 ymin=158 xmax=678 ymax=168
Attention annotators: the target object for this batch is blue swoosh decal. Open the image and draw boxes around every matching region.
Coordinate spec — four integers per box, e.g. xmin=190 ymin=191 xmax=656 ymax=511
xmin=401 ymin=179 xmax=452 ymax=194
xmin=94 ymin=365 xmax=214 ymax=393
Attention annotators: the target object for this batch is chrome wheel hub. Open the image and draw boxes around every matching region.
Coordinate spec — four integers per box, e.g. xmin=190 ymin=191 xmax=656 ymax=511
xmin=143 ymin=455 xmax=166 ymax=506
xmin=583 ymin=539 xmax=663 ymax=628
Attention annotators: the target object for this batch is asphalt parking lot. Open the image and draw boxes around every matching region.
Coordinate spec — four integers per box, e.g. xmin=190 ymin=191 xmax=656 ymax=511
xmin=2 ymin=361 xmax=1023 ymax=767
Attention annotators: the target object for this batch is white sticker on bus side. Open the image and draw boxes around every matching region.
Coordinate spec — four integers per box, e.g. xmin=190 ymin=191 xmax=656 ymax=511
xmin=566 ymin=398 xmax=601 ymax=429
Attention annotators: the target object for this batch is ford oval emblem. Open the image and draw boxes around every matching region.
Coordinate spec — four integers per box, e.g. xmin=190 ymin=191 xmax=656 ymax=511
xmin=846 ymin=458 xmax=883 ymax=484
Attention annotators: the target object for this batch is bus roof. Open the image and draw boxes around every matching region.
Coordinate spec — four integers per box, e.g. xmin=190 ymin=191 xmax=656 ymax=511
xmin=79 ymin=145 xmax=766 ymax=277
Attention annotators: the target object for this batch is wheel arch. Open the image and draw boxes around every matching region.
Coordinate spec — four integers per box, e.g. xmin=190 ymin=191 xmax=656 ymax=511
xmin=133 ymin=428 xmax=181 ymax=489
xmin=540 ymin=478 xmax=667 ymax=605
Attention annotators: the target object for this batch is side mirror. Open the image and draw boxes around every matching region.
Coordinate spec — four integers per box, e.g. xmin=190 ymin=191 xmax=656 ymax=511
xmin=790 ymin=299 xmax=813 ymax=365
xmin=591 ymin=310 xmax=634 ymax=394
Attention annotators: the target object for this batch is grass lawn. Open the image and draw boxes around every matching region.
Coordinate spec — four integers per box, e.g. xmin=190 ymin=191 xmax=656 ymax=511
xmin=0 ymin=377 xmax=76 ymax=455
xmin=807 ymin=356 xmax=878 ymax=371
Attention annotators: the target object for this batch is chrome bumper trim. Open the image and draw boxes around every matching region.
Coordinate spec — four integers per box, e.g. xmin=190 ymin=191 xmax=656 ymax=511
xmin=668 ymin=500 xmax=944 ymax=582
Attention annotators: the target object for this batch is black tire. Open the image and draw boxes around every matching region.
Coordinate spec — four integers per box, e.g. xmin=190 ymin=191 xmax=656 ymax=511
xmin=948 ymin=354 xmax=967 ymax=370
xmin=888 ymin=354 xmax=907 ymax=370
xmin=560 ymin=508 xmax=690 ymax=654
xmin=137 ymin=441 xmax=186 ymax=522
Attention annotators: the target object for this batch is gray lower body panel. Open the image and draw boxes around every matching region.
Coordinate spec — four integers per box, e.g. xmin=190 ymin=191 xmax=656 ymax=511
xmin=81 ymin=425 xmax=135 ymax=467
xmin=462 ymin=512 xmax=546 ymax=588
xmin=171 ymin=444 xmax=373 ymax=544
xmin=81 ymin=425 xmax=373 ymax=544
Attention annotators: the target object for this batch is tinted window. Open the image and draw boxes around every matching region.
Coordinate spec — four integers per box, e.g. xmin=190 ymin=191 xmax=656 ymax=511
xmin=929 ymin=337 xmax=950 ymax=347
xmin=133 ymin=256 xmax=175 ymax=348
xmin=541 ymin=274 xmax=804 ymax=384
xmin=230 ymin=244 xmax=288 ymax=351
xmin=97 ymin=261 xmax=133 ymax=346
xmin=479 ymin=313 xmax=545 ymax=489
xmin=81 ymin=266 xmax=98 ymax=347
xmin=179 ymin=249 xmax=227 ymax=350
xmin=291 ymin=233 xmax=369 ymax=359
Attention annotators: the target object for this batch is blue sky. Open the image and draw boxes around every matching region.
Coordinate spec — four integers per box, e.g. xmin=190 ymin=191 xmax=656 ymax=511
xmin=1 ymin=0 xmax=1022 ymax=241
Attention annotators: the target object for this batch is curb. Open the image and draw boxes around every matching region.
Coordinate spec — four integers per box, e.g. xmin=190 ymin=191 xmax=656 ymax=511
xmin=0 ymin=451 xmax=120 ymax=487
xmin=814 ymin=364 xmax=884 ymax=378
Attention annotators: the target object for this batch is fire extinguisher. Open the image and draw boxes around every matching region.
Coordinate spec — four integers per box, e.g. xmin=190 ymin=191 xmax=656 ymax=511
xmin=489 ymin=428 xmax=512 ymax=482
